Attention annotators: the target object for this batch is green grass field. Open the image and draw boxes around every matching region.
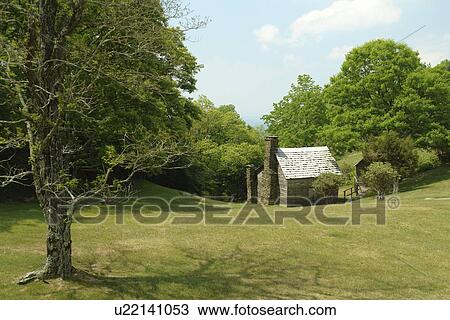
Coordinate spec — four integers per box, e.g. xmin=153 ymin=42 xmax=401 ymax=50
xmin=0 ymin=165 xmax=449 ymax=299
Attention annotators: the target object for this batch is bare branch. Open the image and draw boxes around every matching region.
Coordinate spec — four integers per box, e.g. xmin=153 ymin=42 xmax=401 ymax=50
xmin=0 ymin=119 xmax=27 ymax=125
xmin=0 ymin=168 xmax=32 ymax=187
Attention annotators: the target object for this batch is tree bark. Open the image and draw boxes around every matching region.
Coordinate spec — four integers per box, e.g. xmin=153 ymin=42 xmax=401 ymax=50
xmin=18 ymin=0 xmax=75 ymax=284
xmin=44 ymin=206 xmax=73 ymax=279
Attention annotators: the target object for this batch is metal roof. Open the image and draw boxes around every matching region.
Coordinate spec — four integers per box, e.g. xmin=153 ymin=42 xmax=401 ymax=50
xmin=276 ymin=146 xmax=341 ymax=179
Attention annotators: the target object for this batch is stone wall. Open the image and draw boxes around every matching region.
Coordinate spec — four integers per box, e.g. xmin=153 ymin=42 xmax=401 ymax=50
xmin=278 ymin=166 xmax=288 ymax=206
xmin=260 ymin=136 xmax=280 ymax=205
xmin=257 ymin=171 xmax=262 ymax=200
xmin=286 ymin=178 xmax=315 ymax=206
xmin=246 ymin=165 xmax=258 ymax=203
xmin=286 ymin=178 xmax=340 ymax=206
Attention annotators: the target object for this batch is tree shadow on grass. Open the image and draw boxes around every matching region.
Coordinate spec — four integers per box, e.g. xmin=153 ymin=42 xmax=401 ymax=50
xmin=0 ymin=203 xmax=43 ymax=233
xmin=68 ymin=246 xmax=442 ymax=300
xmin=68 ymin=246 xmax=325 ymax=300
xmin=399 ymin=165 xmax=450 ymax=193
xmin=23 ymin=244 xmax=445 ymax=299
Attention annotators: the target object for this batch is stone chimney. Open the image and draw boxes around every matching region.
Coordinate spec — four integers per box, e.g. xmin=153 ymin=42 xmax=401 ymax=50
xmin=261 ymin=136 xmax=279 ymax=205
xmin=246 ymin=165 xmax=258 ymax=203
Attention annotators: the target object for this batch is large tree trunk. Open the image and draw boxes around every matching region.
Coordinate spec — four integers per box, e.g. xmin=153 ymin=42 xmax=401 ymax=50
xmin=18 ymin=208 xmax=73 ymax=283
xmin=19 ymin=140 xmax=74 ymax=284
xmin=18 ymin=138 xmax=74 ymax=283
xmin=18 ymin=0 xmax=74 ymax=284
xmin=44 ymin=205 xmax=73 ymax=279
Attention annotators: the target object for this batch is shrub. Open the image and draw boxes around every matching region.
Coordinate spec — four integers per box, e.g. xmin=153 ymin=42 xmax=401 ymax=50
xmin=339 ymin=161 xmax=355 ymax=185
xmin=312 ymin=173 xmax=343 ymax=198
xmin=363 ymin=162 xmax=399 ymax=199
xmin=363 ymin=131 xmax=418 ymax=178
xmin=416 ymin=148 xmax=441 ymax=172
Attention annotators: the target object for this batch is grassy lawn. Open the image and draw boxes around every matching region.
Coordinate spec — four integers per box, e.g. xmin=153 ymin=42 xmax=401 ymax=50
xmin=336 ymin=151 xmax=363 ymax=167
xmin=0 ymin=166 xmax=449 ymax=299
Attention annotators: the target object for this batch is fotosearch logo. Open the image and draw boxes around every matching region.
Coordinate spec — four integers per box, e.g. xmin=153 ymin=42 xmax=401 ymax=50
xmin=49 ymin=195 xmax=400 ymax=226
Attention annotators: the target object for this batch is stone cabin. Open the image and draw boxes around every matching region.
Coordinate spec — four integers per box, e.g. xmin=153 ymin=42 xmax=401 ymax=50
xmin=246 ymin=136 xmax=341 ymax=206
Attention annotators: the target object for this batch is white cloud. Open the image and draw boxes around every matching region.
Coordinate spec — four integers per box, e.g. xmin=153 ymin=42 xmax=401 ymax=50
xmin=418 ymin=50 xmax=447 ymax=66
xmin=253 ymin=24 xmax=280 ymax=48
xmin=328 ymin=45 xmax=353 ymax=60
xmin=291 ymin=0 xmax=401 ymax=41
xmin=413 ymin=33 xmax=450 ymax=66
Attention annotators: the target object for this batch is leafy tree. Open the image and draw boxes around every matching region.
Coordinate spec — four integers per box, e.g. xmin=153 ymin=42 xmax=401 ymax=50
xmin=263 ymin=74 xmax=327 ymax=147
xmin=0 ymin=0 xmax=204 ymax=282
xmin=192 ymin=140 xmax=263 ymax=199
xmin=363 ymin=132 xmax=418 ymax=177
xmin=324 ymin=39 xmax=421 ymax=140
xmin=363 ymin=162 xmax=398 ymax=199
xmin=390 ymin=64 xmax=450 ymax=157
xmin=312 ymin=173 xmax=343 ymax=198
xmin=436 ymin=59 xmax=450 ymax=72
xmin=317 ymin=124 xmax=361 ymax=155
xmin=192 ymin=96 xmax=261 ymax=145
xmin=188 ymin=97 xmax=263 ymax=199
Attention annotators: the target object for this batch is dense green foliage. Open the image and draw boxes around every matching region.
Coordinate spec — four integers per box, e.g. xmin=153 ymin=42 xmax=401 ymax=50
xmin=0 ymin=0 xmax=202 ymax=189
xmin=363 ymin=162 xmax=399 ymax=199
xmin=66 ymin=1 xmax=201 ymax=179
xmin=262 ymin=75 xmax=327 ymax=147
xmin=362 ymin=132 xmax=418 ymax=178
xmin=416 ymin=149 xmax=441 ymax=172
xmin=311 ymin=172 xmax=343 ymax=197
xmin=338 ymin=161 xmax=356 ymax=185
xmin=392 ymin=62 xmax=450 ymax=157
xmin=188 ymin=96 xmax=263 ymax=199
xmin=263 ymin=39 xmax=450 ymax=158
xmin=325 ymin=39 xmax=421 ymax=141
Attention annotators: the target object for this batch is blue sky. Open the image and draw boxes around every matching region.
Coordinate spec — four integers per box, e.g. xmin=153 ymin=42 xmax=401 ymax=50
xmin=184 ymin=0 xmax=450 ymax=125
